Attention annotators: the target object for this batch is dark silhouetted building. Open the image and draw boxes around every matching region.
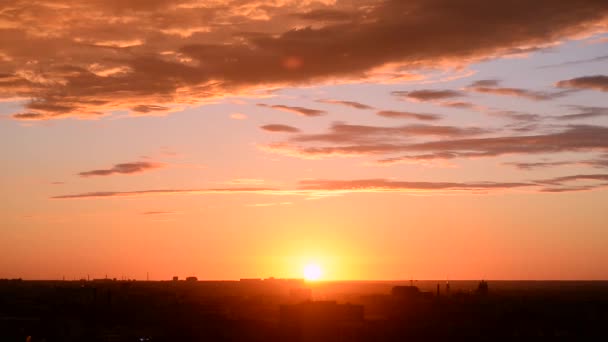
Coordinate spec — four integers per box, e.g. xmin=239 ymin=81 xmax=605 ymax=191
xmin=280 ymin=301 xmax=364 ymax=342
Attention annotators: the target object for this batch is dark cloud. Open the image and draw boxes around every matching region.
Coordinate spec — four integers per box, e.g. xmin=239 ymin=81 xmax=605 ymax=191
xmin=505 ymin=155 xmax=608 ymax=170
xmin=257 ymin=104 xmax=326 ymax=117
xmin=3 ymin=0 xmax=608 ymax=119
xmin=376 ymin=110 xmax=441 ymax=121
xmin=290 ymin=122 xmax=490 ymax=145
xmin=298 ymin=178 xmax=533 ymax=191
xmin=131 ymin=105 xmax=170 ymax=113
xmin=260 ymin=124 xmax=301 ymax=133
xmin=78 ymin=161 xmax=164 ymax=177
xmin=538 ymin=55 xmax=608 ymax=69
xmin=317 ymin=99 xmax=374 ymax=110
xmin=535 ymin=174 xmax=608 ymax=192
xmin=488 ymin=110 xmax=542 ymax=122
xmin=467 ymin=80 xmax=569 ymax=101
xmin=556 ymin=75 xmax=608 ymax=92
xmin=505 ymin=161 xmax=574 ymax=170
xmin=393 ymin=89 xmax=465 ymax=102
xmin=263 ymin=125 xmax=608 ymax=159
xmin=555 ymin=106 xmax=608 ymax=120
xmin=12 ymin=113 xmax=46 ymax=120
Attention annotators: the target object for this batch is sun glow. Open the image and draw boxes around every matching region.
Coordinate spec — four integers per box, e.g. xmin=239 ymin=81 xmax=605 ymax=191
xmin=303 ymin=263 xmax=322 ymax=281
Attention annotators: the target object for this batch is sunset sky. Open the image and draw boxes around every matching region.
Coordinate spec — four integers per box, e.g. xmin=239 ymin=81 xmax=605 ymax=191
xmin=1 ymin=0 xmax=608 ymax=281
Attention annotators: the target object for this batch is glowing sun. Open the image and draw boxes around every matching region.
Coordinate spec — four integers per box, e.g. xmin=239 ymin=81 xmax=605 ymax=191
xmin=303 ymin=263 xmax=322 ymax=281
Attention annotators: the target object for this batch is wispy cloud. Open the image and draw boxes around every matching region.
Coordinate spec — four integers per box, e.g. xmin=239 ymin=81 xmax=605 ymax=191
xmin=78 ymin=161 xmax=164 ymax=177
xmin=257 ymin=104 xmax=326 ymax=117
xmin=392 ymin=89 xmax=465 ymax=102
xmin=377 ymin=110 xmax=441 ymax=121
xmin=260 ymin=124 xmax=301 ymax=133
xmin=466 ymin=79 xmax=569 ymax=101
xmin=52 ymin=187 xmax=281 ymax=199
xmin=262 ymin=125 xmax=608 ymax=160
xmin=317 ymin=99 xmax=374 ymax=110
xmin=556 ymin=75 xmax=608 ymax=92
xmin=53 ymin=172 xmax=608 ymax=199
xmin=538 ymin=55 xmax=608 ymax=69
xmin=554 ymin=106 xmax=608 ymax=120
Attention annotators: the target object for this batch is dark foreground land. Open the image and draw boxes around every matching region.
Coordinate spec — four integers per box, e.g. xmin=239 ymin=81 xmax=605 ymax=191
xmin=1 ymin=278 xmax=607 ymax=341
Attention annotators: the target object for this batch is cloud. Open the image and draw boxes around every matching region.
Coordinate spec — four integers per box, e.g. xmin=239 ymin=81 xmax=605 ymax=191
xmin=467 ymin=79 xmax=569 ymax=100
xmin=506 ymin=154 xmax=608 ymax=170
xmin=289 ymin=122 xmax=490 ymax=145
xmin=538 ymin=54 xmax=608 ymax=69
xmin=131 ymin=104 xmax=170 ymax=114
xmin=392 ymin=89 xmax=465 ymax=102
xmin=439 ymin=101 xmax=478 ymax=109
xmin=377 ymin=110 xmax=441 ymax=121
xmin=257 ymin=104 xmax=326 ymax=117
xmin=535 ymin=173 xmax=608 ymax=191
xmin=300 ymin=174 xmax=608 ymax=193
xmin=317 ymin=99 xmax=374 ymax=110
xmin=260 ymin=124 xmax=301 ymax=133
xmin=556 ymin=75 xmax=608 ymax=92
xmin=262 ymin=125 xmax=608 ymax=159
xmin=488 ymin=110 xmax=542 ymax=122
xmin=51 ymin=172 xmax=608 ymax=199
xmin=52 ymin=187 xmax=281 ymax=199
xmin=78 ymin=161 xmax=164 ymax=177
xmin=555 ymin=106 xmax=608 ymax=120
xmin=298 ymin=178 xmax=533 ymax=191
xmin=4 ymin=0 xmax=607 ymax=119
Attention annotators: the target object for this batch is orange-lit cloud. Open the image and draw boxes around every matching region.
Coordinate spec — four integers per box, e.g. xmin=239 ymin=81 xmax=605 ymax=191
xmin=51 ymin=173 xmax=608 ymax=199
xmin=2 ymin=0 xmax=607 ymax=120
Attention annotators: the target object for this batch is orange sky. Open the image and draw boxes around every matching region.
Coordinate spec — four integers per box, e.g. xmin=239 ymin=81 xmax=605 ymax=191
xmin=1 ymin=0 xmax=608 ymax=280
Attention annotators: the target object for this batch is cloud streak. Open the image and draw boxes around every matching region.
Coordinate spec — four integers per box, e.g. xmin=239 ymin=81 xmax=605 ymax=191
xmin=556 ymin=75 xmax=608 ymax=92
xmin=317 ymin=99 xmax=374 ymax=110
xmin=467 ymin=80 xmax=569 ymax=101
xmin=377 ymin=110 xmax=441 ymax=121
xmin=392 ymin=89 xmax=465 ymax=102
xmin=51 ymin=173 xmax=608 ymax=199
xmin=78 ymin=162 xmax=164 ymax=177
xmin=257 ymin=104 xmax=326 ymax=117
xmin=263 ymin=125 xmax=608 ymax=160
xmin=260 ymin=124 xmax=301 ymax=133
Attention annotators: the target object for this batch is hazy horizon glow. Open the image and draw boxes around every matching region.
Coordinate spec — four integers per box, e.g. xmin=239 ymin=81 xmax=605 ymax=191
xmin=1 ymin=0 xmax=608 ymax=280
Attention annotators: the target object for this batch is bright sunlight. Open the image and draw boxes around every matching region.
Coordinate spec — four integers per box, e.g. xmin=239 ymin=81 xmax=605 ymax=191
xmin=303 ymin=263 xmax=322 ymax=281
